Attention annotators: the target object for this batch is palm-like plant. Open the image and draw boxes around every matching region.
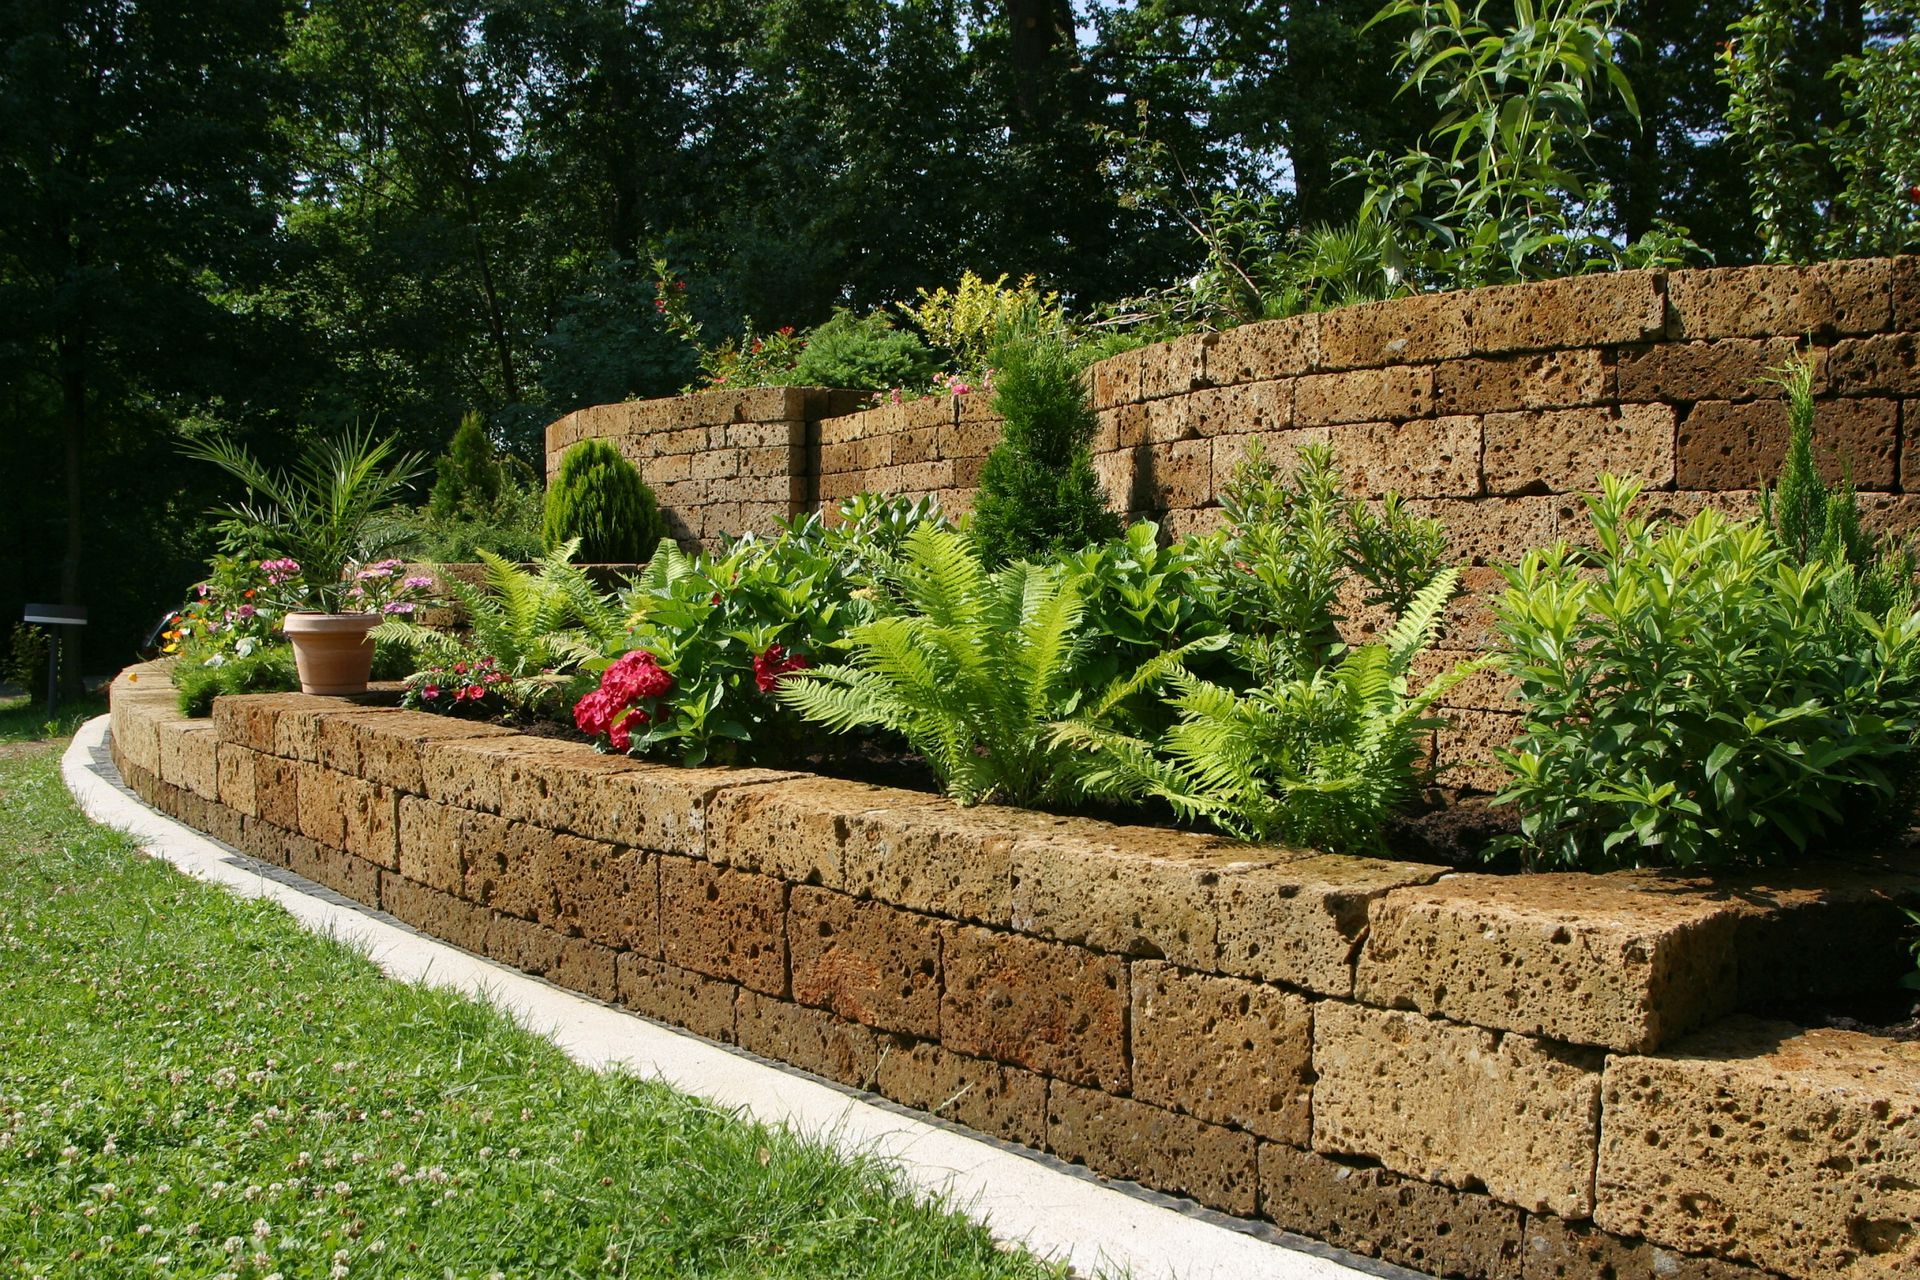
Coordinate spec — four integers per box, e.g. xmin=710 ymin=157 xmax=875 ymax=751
xmin=184 ymin=429 xmax=427 ymax=611
xmin=374 ymin=540 xmax=627 ymax=710
xmin=776 ymin=525 xmax=1211 ymax=806
xmin=1055 ymin=569 xmax=1482 ymax=853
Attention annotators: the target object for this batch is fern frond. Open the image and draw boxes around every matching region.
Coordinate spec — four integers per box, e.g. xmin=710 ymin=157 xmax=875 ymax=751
xmin=1384 ymin=566 xmax=1461 ymax=672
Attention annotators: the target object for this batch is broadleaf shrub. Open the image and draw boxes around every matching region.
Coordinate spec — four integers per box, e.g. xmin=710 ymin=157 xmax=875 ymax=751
xmin=543 ymin=439 xmax=664 ymax=563
xmin=1492 ymin=475 xmax=1920 ymax=871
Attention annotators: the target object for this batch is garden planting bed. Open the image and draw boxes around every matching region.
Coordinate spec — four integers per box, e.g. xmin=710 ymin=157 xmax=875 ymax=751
xmin=110 ymin=662 xmax=1920 ymax=1280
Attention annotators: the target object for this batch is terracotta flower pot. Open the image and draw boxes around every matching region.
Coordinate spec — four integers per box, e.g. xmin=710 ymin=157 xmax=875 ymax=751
xmin=283 ymin=612 xmax=381 ymax=695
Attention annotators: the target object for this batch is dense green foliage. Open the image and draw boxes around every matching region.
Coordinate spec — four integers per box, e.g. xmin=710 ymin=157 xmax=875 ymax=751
xmin=173 ymin=645 xmax=300 ymax=717
xmin=779 ymin=525 xmax=1211 ymax=806
xmin=970 ymin=330 xmax=1121 ymax=566
xmin=1058 ymin=572 xmax=1474 ymax=853
xmin=376 ymin=542 xmax=627 ymax=717
xmin=608 ymin=496 xmax=945 ymax=765
xmin=0 ymin=726 xmax=1070 ymax=1280
xmin=1493 ymin=477 xmax=1920 ymax=870
xmin=543 ymin=440 xmax=664 ymax=564
xmin=792 ymin=310 xmax=939 ymax=391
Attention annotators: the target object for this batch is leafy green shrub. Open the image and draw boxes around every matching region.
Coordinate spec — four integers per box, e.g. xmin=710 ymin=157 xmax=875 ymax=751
xmin=1492 ymin=476 xmax=1920 ymax=871
xmin=792 ymin=309 xmax=937 ymax=391
xmin=778 ymin=525 xmax=1209 ymax=806
xmin=376 ymin=541 xmax=626 ymax=717
xmin=1194 ymin=442 xmax=1449 ymax=677
xmin=1057 ymin=570 xmax=1474 ymax=853
xmin=5 ymin=624 xmax=49 ymax=690
xmin=175 ymin=646 xmax=300 ymax=717
xmin=600 ymin=496 xmax=949 ymax=765
xmin=969 ymin=328 xmax=1121 ymax=567
xmin=543 ymin=439 xmax=664 ymax=563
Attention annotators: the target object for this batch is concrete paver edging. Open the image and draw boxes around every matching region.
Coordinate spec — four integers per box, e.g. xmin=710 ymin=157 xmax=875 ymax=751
xmin=60 ymin=715 xmax=1411 ymax=1280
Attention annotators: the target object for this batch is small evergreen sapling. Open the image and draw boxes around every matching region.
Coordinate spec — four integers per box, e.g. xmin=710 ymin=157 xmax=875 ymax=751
xmin=429 ymin=411 xmax=506 ymax=520
xmin=969 ymin=329 xmax=1121 ymax=566
xmin=543 ymin=439 xmax=665 ymax=563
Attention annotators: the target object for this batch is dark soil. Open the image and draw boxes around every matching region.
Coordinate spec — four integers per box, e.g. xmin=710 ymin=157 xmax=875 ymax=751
xmin=1384 ymin=793 xmax=1525 ymax=871
xmin=1760 ymin=988 xmax=1920 ymax=1043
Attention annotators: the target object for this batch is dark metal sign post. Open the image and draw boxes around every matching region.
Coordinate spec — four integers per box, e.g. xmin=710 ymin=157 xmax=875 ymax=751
xmin=23 ymin=604 xmax=87 ymax=719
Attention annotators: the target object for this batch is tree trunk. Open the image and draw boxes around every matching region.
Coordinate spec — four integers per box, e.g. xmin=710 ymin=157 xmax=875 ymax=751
xmin=58 ymin=333 xmax=88 ymax=698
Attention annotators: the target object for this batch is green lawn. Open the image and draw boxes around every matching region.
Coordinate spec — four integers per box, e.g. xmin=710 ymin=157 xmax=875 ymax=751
xmin=0 ymin=701 xmax=1068 ymax=1280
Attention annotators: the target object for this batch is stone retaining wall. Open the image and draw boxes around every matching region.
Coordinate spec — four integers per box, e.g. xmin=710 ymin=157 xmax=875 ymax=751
xmin=545 ymin=257 xmax=1920 ymax=788
xmin=110 ymin=663 xmax=1920 ymax=1280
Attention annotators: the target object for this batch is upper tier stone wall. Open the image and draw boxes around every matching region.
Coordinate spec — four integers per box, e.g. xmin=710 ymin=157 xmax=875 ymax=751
xmin=545 ymin=258 xmax=1920 ymax=787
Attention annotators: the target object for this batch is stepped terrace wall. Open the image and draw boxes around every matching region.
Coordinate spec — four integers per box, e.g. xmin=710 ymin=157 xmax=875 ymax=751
xmin=545 ymin=257 xmax=1920 ymax=787
xmin=111 ymin=663 xmax=1920 ymax=1280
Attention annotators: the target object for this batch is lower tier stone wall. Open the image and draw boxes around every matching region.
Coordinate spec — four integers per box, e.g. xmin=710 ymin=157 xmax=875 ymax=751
xmin=108 ymin=664 xmax=1920 ymax=1280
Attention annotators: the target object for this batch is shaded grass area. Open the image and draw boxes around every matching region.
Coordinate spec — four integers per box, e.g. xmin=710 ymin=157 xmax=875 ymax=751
xmin=0 ymin=706 xmax=1069 ymax=1280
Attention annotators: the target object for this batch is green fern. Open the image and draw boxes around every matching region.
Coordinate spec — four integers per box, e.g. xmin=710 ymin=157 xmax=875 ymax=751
xmin=375 ymin=539 xmax=626 ymax=712
xmin=1057 ymin=568 xmax=1484 ymax=853
xmin=777 ymin=525 xmax=1216 ymax=806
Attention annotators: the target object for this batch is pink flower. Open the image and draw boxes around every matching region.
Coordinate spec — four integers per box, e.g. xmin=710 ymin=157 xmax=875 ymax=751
xmin=403 ymin=576 xmax=436 ymax=591
xmin=422 ymin=685 xmax=440 ymax=700
xmin=382 ymin=601 xmax=414 ymax=615
xmin=463 ymin=683 xmax=485 ymax=701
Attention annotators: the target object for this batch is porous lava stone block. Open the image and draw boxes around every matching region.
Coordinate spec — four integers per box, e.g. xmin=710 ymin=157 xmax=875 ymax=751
xmin=347 ymin=712 xmax=515 ymax=794
xmin=156 ymin=719 xmax=220 ymax=800
xmin=459 ymin=810 xmax=553 ymax=922
xmin=1330 ymin=415 xmax=1483 ymax=498
xmin=313 ymin=707 xmax=404 ymax=775
xmin=420 ymin=737 xmax=585 ymax=815
xmin=1139 ymin=330 xmax=1213 ymax=400
xmin=1614 ymin=337 xmax=1808 ymax=404
xmin=1596 ymin=1018 xmax=1920 ymax=1280
xmin=839 ymin=803 xmax=1090 ymax=928
xmin=1045 ymin=1081 xmax=1258 ymax=1216
xmin=1356 ymin=873 xmax=1743 ymax=1053
xmin=734 ymin=990 xmax=883 ymax=1087
xmin=1315 ymin=289 xmax=1473 ymax=369
xmin=1312 ymin=1001 xmax=1604 ymax=1218
xmin=616 ymin=956 xmax=740 ymax=1043
xmin=704 ymin=777 xmax=943 ymax=888
xmin=1827 ymin=332 xmax=1920 ymax=396
xmin=253 ymin=754 xmax=300 ymax=832
xmin=283 ymin=831 xmax=382 ymax=907
xmin=380 ymin=874 xmax=490 ymax=954
xmin=1435 ymin=348 xmax=1613 ymax=415
xmin=1089 ymin=346 xmax=1143 ymax=409
xmin=215 ymin=744 xmax=259 ymax=817
xmin=1207 ymin=853 xmax=1445 ymax=997
xmin=1292 ymin=365 xmax=1435 ymax=427
xmin=939 ymin=925 xmax=1127 ymax=1092
xmin=1483 ymin=404 xmax=1676 ymax=495
xmin=395 ymin=797 xmax=462 ymax=894
xmin=1131 ymin=962 xmax=1312 ymax=1144
xmin=658 ymin=856 xmax=787 ymax=995
xmin=483 ymin=914 xmax=618 ymax=1002
xmin=1176 ymin=380 xmax=1291 ymax=438
xmin=1206 ymin=313 xmax=1320 ymax=385
xmin=1009 ymin=823 xmax=1277 ymax=968
xmin=1677 ymin=397 xmax=1897 ymax=491
xmin=871 ymin=1040 xmax=1048 ymax=1148
xmin=536 ymin=834 xmax=657 ymax=954
xmin=787 ymin=886 xmax=940 ymax=1037
xmin=1667 ymin=261 xmax=1893 ymax=340
xmin=212 ymin=692 xmax=328 ymax=758
xmin=1256 ymin=1142 xmax=1525 ymax=1280
xmin=1469 ymin=270 xmax=1665 ymax=352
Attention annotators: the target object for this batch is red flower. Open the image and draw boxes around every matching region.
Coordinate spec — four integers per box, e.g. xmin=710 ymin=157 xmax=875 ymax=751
xmin=654 ymin=298 xmax=667 ymax=312
xmin=575 ymin=651 xmax=674 ymax=750
xmin=453 ymin=661 xmax=468 ymax=675
xmin=752 ymin=643 xmax=810 ymax=693
xmin=422 ymin=685 xmax=440 ymax=700
xmin=1909 ymin=183 xmax=1920 ymax=205
xmin=777 ymin=325 xmax=795 ymax=338
xmin=463 ymin=683 xmax=485 ymax=701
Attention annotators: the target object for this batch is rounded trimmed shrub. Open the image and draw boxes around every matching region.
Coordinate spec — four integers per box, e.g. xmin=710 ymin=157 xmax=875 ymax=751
xmin=543 ymin=439 xmax=665 ymax=563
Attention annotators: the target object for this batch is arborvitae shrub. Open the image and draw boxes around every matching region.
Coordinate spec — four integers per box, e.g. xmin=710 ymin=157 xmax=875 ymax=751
xmin=429 ymin=411 xmax=505 ymax=520
xmin=543 ymin=439 xmax=664 ymax=563
xmin=969 ymin=330 xmax=1120 ymax=566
